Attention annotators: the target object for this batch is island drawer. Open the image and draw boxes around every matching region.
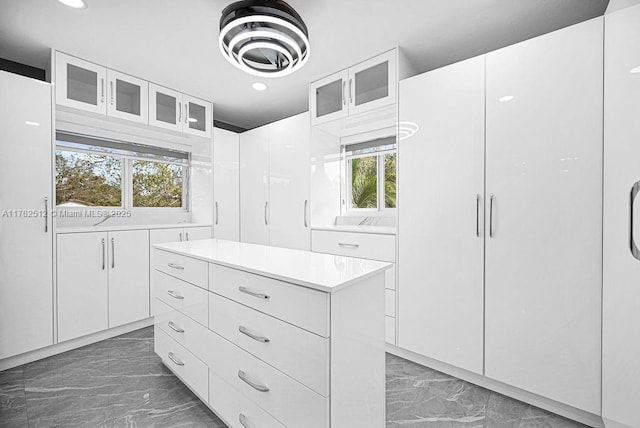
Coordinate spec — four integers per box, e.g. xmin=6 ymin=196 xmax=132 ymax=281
xmin=210 ymin=372 xmax=286 ymax=428
xmin=206 ymin=331 xmax=329 ymax=428
xmin=311 ymin=230 xmax=396 ymax=262
xmin=209 ymin=264 xmax=329 ymax=337
xmin=155 ymin=249 xmax=208 ymax=289
xmin=155 ymin=298 xmax=211 ymax=362
xmin=155 ymin=327 xmax=208 ymax=401
xmin=155 ymin=271 xmax=208 ymax=326
xmin=209 ymin=293 xmax=329 ymax=397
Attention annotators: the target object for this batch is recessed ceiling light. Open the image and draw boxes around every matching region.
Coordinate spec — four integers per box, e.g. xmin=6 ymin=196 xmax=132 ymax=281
xmin=499 ymin=95 xmax=515 ymax=102
xmin=631 ymin=66 xmax=640 ymax=74
xmin=57 ymin=0 xmax=87 ymax=8
xmin=252 ymin=82 xmax=268 ymax=91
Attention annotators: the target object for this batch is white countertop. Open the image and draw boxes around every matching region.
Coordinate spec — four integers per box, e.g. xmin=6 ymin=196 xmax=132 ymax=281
xmin=154 ymin=239 xmax=392 ymax=293
xmin=56 ymin=223 xmax=212 ymax=234
xmin=311 ymin=225 xmax=396 ymax=235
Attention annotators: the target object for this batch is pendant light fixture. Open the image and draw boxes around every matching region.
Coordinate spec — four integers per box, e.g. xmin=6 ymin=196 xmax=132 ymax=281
xmin=219 ymin=0 xmax=310 ymax=78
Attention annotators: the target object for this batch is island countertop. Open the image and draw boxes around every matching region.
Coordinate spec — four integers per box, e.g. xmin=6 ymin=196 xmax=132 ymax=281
xmin=154 ymin=238 xmax=391 ymax=293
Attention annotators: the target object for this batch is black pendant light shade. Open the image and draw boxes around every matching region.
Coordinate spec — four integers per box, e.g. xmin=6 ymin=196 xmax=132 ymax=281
xmin=219 ymin=0 xmax=310 ymax=77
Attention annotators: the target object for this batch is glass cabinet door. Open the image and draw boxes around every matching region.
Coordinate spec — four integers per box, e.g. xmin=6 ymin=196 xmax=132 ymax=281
xmin=106 ymin=70 xmax=148 ymax=124
xmin=183 ymin=95 xmax=212 ymax=138
xmin=149 ymin=84 xmax=183 ymax=132
xmin=310 ymin=70 xmax=349 ymax=126
xmin=55 ymin=52 xmax=107 ymax=115
xmin=348 ymin=50 xmax=397 ymax=116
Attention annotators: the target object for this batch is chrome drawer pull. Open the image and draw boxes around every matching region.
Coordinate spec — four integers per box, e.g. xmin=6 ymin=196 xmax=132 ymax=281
xmin=239 ymin=286 xmax=270 ymax=300
xmin=239 ymin=413 xmax=252 ymax=428
xmin=338 ymin=242 xmax=360 ymax=248
xmin=167 ymin=290 xmax=184 ymax=300
xmin=168 ymin=352 xmax=184 ymax=366
xmin=239 ymin=325 xmax=270 ymax=343
xmin=238 ymin=370 xmax=269 ymax=392
xmin=168 ymin=321 xmax=184 ymax=333
xmin=168 ymin=263 xmax=185 ymax=270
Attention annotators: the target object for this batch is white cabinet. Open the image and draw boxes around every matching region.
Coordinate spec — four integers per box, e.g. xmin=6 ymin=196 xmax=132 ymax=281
xmin=184 ymin=226 xmax=212 ymax=241
xmin=310 ymin=50 xmax=397 ymax=126
xmin=57 ymin=232 xmax=109 ymax=342
xmin=240 ymin=126 xmax=270 ymax=245
xmin=484 ymin=18 xmax=603 ymax=414
xmin=0 ymin=71 xmax=53 ymax=359
xmin=149 ymin=84 xmax=183 ymax=132
xmin=55 ymin=52 xmax=107 ymax=115
xmin=106 ymin=69 xmax=148 ymax=124
xmin=213 ymin=128 xmax=240 ymax=241
xmin=398 ymin=55 xmax=485 ymax=374
xmin=183 ymin=94 xmax=213 ymax=138
xmin=603 ymin=5 xmax=640 ymax=428
xmin=107 ymin=230 xmax=150 ymax=328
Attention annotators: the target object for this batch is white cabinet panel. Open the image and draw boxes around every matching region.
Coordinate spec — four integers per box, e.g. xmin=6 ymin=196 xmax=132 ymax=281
xmin=311 ymin=230 xmax=396 ymax=262
xmin=268 ymin=112 xmax=311 ymax=251
xmin=310 ymin=70 xmax=349 ymax=126
xmin=398 ymin=56 xmax=485 ymax=375
xmin=184 ymin=226 xmax=212 ymax=241
xmin=213 ymin=128 xmax=240 ymax=241
xmin=240 ymin=126 xmax=270 ymax=245
xmin=603 ymin=5 xmax=640 ymax=428
xmin=107 ymin=230 xmax=149 ymax=328
xmin=348 ymin=50 xmax=397 ymax=116
xmin=106 ymin=69 xmax=148 ymax=124
xmin=149 ymin=83 xmax=183 ymax=132
xmin=485 ymin=18 xmax=603 ymax=414
xmin=183 ymin=94 xmax=212 ymax=138
xmin=55 ymin=52 xmax=107 ymax=115
xmin=0 ymin=72 xmax=53 ymax=359
xmin=57 ymin=232 xmax=109 ymax=342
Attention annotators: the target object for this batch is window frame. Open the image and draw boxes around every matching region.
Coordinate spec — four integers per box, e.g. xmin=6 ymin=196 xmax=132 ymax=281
xmin=344 ymin=145 xmax=397 ymax=214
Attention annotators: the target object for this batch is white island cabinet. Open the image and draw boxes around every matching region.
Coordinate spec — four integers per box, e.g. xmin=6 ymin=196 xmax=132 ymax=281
xmin=153 ymin=239 xmax=389 ymax=428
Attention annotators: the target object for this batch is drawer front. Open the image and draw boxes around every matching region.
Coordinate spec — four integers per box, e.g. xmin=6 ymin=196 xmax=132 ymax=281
xmin=207 ymin=331 xmax=328 ymax=428
xmin=210 ymin=373 xmax=286 ymax=428
xmin=209 ymin=264 xmax=329 ymax=337
xmin=155 ymin=298 xmax=211 ymax=362
xmin=155 ymin=249 xmax=208 ymax=289
xmin=385 ymin=263 xmax=396 ymax=290
xmin=154 ymin=271 xmax=208 ymax=326
xmin=155 ymin=327 xmax=208 ymax=400
xmin=386 ymin=316 xmax=396 ymax=345
xmin=210 ymin=293 xmax=329 ymax=396
xmin=311 ymin=230 xmax=396 ymax=262
xmin=385 ymin=289 xmax=396 ymax=317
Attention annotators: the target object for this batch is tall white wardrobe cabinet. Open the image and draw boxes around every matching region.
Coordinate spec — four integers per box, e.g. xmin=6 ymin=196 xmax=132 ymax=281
xmin=602 ymin=4 xmax=640 ymax=428
xmin=399 ymin=18 xmax=603 ymax=414
xmin=240 ymin=112 xmax=311 ymax=250
xmin=213 ymin=128 xmax=240 ymax=241
xmin=0 ymin=71 xmax=53 ymax=359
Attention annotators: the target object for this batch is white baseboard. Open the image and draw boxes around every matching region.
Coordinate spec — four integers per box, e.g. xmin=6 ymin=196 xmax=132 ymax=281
xmin=386 ymin=344 xmax=604 ymax=428
xmin=0 ymin=317 xmax=154 ymax=371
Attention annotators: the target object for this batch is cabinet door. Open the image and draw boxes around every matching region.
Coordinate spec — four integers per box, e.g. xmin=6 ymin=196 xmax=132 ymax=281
xmin=149 ymin=83 xmax=183 ymax=132
xmin=485 ymin=18 xmax=603 ymax=414
xmin=183 ymin=94 xmax=212 ymax=138
xmin=269 ymin=112 xmax=311 ymax=250
xmin=106 ymin=69 xmax=149 ymax=124
xmin=309 ymin=70 xmax=349 ymax=126
xmin=0 ymin=71 xmax=53 ymax=359
xmin=213 ymin=128 xmax=240 ymax=241
xmin=184 ymin=226 xmax=212 ymax=241
xmin=348 ymin=50 xmax=396 ymax=116
xmin=240 ymin=126 xmax=270 ymax=245
xmin=55 ymin=52 xmax=107 ymax=114
xmin=57 ymin=232 xmax=109 ymax=342
xmin=149 ymin=228 xmax=184 ymax=316
xmin=108 ymin=230 xmax=150 ymax=328
xmin=603 ymin=6 xmax=640 ymax=428
xmin=398 ymin=56 xmax=485 ymax=374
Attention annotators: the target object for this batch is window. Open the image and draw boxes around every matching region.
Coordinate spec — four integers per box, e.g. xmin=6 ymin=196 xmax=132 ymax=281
xmin=55 ymin=132 xmax=189 ymax=209
xmin=345 ymin=137 xmax=396 ymax=211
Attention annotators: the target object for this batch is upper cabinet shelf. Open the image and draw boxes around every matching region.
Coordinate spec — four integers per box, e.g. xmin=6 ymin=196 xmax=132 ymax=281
xmin=54 ymin=51 xmax=212 ymax=139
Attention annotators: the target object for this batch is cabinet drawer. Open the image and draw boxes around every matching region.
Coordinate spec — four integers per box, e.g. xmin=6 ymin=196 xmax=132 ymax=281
xmin=207 ymin=331 xmax=328 ymax=428
xmin=154 ymin=249 xmax=208 ymax=289
xmin=209 ymin=264 xmax=329 ymax=337
xmin=385 ymin=263 xmax=396 ymax=290
xmin=311 ymin=230 xmax=396 ymax=262
xmin=155 ymin=298 xmax=211 ymax=362
xmin=154 ymin=271 xmax=208 ymax=326
xmin=385 ymin=289 xmax=396 ymax=317
xmin=210 ymin=372 xmax=286 ymax=428
xmin=386 ymin=316 xmax=396 ymax=344
xmin=155 ymin=327 xmax=208 ymax=401
xmin=209 ymin=293 xmax=329 ymax=396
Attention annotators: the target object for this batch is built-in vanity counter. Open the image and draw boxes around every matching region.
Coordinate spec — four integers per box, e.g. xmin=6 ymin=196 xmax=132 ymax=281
xmin=153 ymin=239 xmax=390 ymax=428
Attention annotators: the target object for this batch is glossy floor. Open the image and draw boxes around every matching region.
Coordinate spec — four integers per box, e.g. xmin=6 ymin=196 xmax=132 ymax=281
xmin=0 ymin=327 xmax=587 ymax=428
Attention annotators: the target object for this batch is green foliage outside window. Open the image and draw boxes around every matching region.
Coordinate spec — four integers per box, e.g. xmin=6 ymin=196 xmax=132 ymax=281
xmin=350 ymin=152 xmax=396 ymax=210
xmin=133 ymin=160 xmax=183 ymax=208
xmin=55 ymin=151 xmax=122 ymax=207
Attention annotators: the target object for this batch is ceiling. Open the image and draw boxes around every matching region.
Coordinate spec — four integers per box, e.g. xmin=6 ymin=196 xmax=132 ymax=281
xmin=0 ymin=0 xmax=609 ymax=130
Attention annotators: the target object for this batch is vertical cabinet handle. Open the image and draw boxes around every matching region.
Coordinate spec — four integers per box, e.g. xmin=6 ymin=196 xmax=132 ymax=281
xmin=179 ymin=232 xmax=183 ymax=242
xmin=342 ymin=81 xmax=346 ymax=106
xmin=101 ymin=238 xmax=105 ymax=270
xmin=110 ymin=81 xmax=114 ymax=105
xmin=185 ymin=232 xmax=189 ymax=241
xmin=476 ymin=194 xmax=480 ymax=237
xmin=185 ymin=104 xmax=188 ymax=125
xmin=111 ymin=237 xmax=115 ymax=268
xmin=348 ymin=78 xmax=353 ymax=104
xmin=304 ymin=199 xmax=309 ymax=228
xmin=489 ymin=194 xmax=495 ymax=238
xmin=100 ymin=78 xmax=104 ymax=103
xmin=178 ymin=101 xmax=182 ymax=122
xmin=215 ymin=202 xmax=219 ymax=225
xmin=264 ymin=201 xmax=269 ymax=226
xmin=630 ymin=182 xmax=640 ymax=261
xmin=44 ymin=197 xmax=48 ymax=233
xmin=239 ymin=413 xmax=252 ymax=428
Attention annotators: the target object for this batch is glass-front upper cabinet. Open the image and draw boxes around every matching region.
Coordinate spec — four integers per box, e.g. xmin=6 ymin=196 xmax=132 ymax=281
xmin=106 ymin=69 xmax=148 ymax=124
xmin=183 ymin=94 xmax=212 ymax=139
xmin=348 ymin=50 xmax=397 ymax=116
xmin=149 ymin=84 xmax=183 ymax=132
xmin=55 ymin=52 xmax=107 ymax=115
xmin=310 ymin=70 xmax=349 ymax=126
